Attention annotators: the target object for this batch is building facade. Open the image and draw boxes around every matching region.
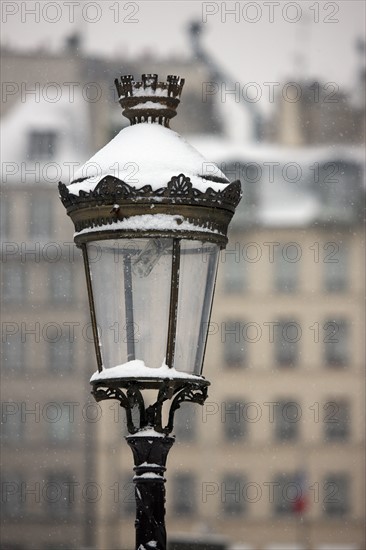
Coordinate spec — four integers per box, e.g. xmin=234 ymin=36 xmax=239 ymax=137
xmin=1 ymin=47 xmax=365 ymax=549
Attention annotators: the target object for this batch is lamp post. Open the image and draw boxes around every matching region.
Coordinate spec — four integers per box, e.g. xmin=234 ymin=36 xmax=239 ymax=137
xmin=59 ymin=73 xmax=241 ymax=550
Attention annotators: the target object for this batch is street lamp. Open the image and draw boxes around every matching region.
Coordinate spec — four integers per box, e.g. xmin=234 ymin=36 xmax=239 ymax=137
xmin=59 ymin=73 xmax=241 ymax=550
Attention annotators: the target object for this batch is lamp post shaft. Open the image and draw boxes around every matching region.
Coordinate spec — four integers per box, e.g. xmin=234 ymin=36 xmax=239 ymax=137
xmin=126 ymin=435 xmax=175 ymax=550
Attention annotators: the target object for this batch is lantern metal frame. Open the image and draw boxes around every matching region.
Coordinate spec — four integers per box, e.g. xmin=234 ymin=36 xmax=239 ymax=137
xmin=58 ymin=73 xmax=241 ymax=550
xmin=59 ymin=172 xmax=241 ymax=395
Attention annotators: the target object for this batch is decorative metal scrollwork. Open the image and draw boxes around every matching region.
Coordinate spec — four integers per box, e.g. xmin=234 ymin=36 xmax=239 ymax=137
xmin=166 ymin=384 xmax=208 ymax=434
xmin=58 ymin=175 xmax=241 ymax=212
xmin=91 ymin=380 xmax=209 ymax=435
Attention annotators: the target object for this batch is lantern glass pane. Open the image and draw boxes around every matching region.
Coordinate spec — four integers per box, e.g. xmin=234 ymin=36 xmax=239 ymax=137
xmin=87 ymin=238 xmax=172 ymax=371
xmin=174 ymin=240 xmax=220 ymax=375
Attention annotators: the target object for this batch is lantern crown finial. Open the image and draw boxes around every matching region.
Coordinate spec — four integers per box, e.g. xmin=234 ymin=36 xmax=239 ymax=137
xmin=115 ymin=73 xmax=185 ymax=127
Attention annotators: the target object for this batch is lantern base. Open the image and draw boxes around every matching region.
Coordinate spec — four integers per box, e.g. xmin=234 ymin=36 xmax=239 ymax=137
xmin=90 ymin=377 xmax=209 ymax=435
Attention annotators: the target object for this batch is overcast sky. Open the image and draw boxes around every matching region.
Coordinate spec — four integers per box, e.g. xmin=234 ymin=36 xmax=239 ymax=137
xmin=2 ymin=1 xmax=365 ymax=90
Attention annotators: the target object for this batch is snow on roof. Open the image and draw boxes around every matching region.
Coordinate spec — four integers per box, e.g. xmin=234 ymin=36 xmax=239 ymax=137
xmin=68 ymin=123 xmax=229 ymax=195
xmin=258 ymin=174 xmax=321 ymax=226
xmin=189 ymin=136 xmax=365 ymax=227
xmin=1 ymin=89 xmax=90 ymax=186
xmin=189 ymin=136 xmax=366 ymax=165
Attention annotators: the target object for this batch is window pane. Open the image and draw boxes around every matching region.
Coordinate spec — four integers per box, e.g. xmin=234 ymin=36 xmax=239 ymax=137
xmin=2 ymin=333 xmax=25 ymax=371
xmin=28 ymin=130 xmax=57 ymax=160
xmin=273 ymin=473 xmax=303 ymax=516
xmin=222 ymin=161 xmax=258 ymax=228
xmin=222 ymin=249 xmax=246 ymax=293
xmin=49 ymin=263 xmax=73 ymax=303
xmin=0 ymin=195 xmax=10 ymax=240
xmin=45 ymin=472 xmax=74 ymax=518
xmin=275 ymin=320 xmax=299 ymax=367
xmin=174 ymin=240 xmax=220 ymax=375
xmin=223 ymin=320 xmax=245 ymax=368
xmin=1 ymin=411 xmax=24 ymax=445
xmin=49 ymin=337 xmax=74 ymax=372
xmin=324 ymin=401 xmax=350 ymax=441
xmin=174 ymin=403 xmax=196 ymax=442
xmin=47 ymin=404 xmax=72 ymax=443
xmin=319 ymin=161 xmax=363 ymax=222
xmin=222 ymin=474 xmax=245 ymax=516
xmin=29 ymin=197 xmax=53 ymax=239
xmin=323 ymin=474 xmax=350 ymax=516
xmin=324 ymin=244 xmax=348 ymax=292
xmin=1 ymin=473 xmax=23 ymax=518
xmin=119 ymin=477 xmax=135 ymax=516
xmin=88 ymin=238 xmax=172 ymax=371
xmin=324 ymin=319 xmax=349 ymax=367
xmin=1 ymin=264 xmax=26 ymax=304
xmin=172 ymin=473 xmax=195 ymax=515
xmin=274 ymin=245 xmax=298 ymax=293
xmin=222 ymin=400 xmax=246 ymax=441
xmin=275 ymin=401 xmax=299 ymax=442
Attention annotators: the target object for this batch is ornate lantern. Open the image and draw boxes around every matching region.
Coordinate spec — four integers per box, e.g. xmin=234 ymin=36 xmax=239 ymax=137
xmin=59 ymin=74 xmax=241 ymax=550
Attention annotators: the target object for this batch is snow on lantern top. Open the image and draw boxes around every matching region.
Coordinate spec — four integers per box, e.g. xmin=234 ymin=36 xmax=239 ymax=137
xmin=58 ymin=73 xmax=241 ymax=246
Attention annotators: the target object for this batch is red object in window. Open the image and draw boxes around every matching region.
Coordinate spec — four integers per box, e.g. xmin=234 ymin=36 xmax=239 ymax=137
xmin=292 ymin=471 xmax=309 ymax=514
xmin=293 ymin=494 xmax=308 ymax=514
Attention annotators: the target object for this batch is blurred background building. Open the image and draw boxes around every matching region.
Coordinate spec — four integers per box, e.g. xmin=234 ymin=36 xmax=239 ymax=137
xmin=1 ymin=10 xmax=365 ymax=550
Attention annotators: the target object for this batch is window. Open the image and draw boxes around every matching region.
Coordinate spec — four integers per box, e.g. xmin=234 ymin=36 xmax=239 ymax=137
xmin=319 ymin=161 xmax=363 ymax=222
xmin=324 ymin=401 xmax=350 ymax=442
xmin=0 ymin=195 xmax=10 ymax=241
xmin=222 ymin=400 xmax=246 ymax=442
xmin=275 ymin=320 xmax=299 ymax=367
xmin=48 ymin=404 xmax=72 ymax=443
xmin=1 ymin=263 xmax=26 ymax=304
xmin=273 ymin=472 xmax=303 ymax=516
xmin=324 ymin=319 xmax=349 ymax=367
xmin=46 ymin=472 xmax=74 ymax=518
xmin=274 ymin=245 xmax=298 ymax=293
xmin=274 ymin=401 xmax=299 ymax=442
xmin=49 ymin=336 xmax=74 ymax=372
xmin=1 ymin=408 xmax=24 ymax=444
xmin=49 ymin=263 xmax=74 ymax=303
xmin=223 ymin=320 xmax=245 ymax=368
xmin=324 ymin=244 xmax=348 ymax=292
xmin=172 ymin=473 xmax=195 ymax=515
xmin=29 ymin=197 xmax=53 ymax=239
xmin=222 ymin=248 xmax=246 ymax=293
xmin=323 ymin=473 xmax=350 ymax=516
xmin=222 ymin=474 xmax=245 ymax=516
xmin=28 ymin=130 xmax=57 ymax=160
xmin=221 ymin=161 xmax=258 ymax=227
xmin=2 ymin=333 xmax=25 ymax=370
xmin=1 ymin=473 xmax=23 ymax=518
xmin=119 ymin=477 xmax=135 ymax=516
xmin=174 ymin=403 xmax=196 ymax=442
